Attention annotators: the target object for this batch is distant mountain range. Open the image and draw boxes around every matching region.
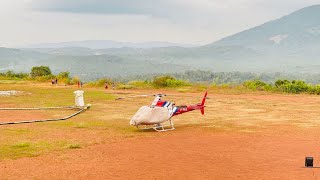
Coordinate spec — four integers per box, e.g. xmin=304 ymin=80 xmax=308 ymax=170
xmin=1 ymin=5 xmax=320 ymax=80
xmin=21 ymin=40 xmax=198 ymax=49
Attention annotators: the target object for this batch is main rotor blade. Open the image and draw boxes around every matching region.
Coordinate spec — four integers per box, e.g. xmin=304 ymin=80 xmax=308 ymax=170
xmin=115 ymin=94 xmax=154 ymax=100
xmin=115 ymin=92 xmax=210 ymax=101
xmin=165 ymin=94 xmax=210 ymax=99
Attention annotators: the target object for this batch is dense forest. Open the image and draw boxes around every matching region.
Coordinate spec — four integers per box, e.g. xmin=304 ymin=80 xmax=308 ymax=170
xmin=115 ymin=70 xmax=320 ymax=85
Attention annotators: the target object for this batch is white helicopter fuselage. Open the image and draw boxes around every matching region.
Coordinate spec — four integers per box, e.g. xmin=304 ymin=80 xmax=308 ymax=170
xmin=130 ymin=95 xmax=176 ymax=126
xmin=130 ymin=106 xmax=172 ymax=126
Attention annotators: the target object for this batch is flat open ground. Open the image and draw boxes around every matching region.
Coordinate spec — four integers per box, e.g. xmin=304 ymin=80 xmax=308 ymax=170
xmin=1 ymin=83 xmax=320 ymax=179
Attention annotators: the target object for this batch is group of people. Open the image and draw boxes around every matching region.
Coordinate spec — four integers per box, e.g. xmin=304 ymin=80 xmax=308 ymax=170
xmin=105 ymin=82 xmax=115 ymax=90
xmin=51 ymin=78 xmax=115 ymax=90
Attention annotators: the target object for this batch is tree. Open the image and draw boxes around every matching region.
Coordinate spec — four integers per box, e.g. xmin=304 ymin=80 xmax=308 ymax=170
xmin=30 ymin=66 xmax=52 ymax=77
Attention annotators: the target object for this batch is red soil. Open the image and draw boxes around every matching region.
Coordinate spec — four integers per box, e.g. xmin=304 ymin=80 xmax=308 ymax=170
xmin=1 ymin=128 xmax=320 ymax=179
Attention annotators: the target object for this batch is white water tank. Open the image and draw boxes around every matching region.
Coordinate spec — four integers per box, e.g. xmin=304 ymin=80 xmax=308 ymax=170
xmin=73 ymin=90 xmax=85 ymax=107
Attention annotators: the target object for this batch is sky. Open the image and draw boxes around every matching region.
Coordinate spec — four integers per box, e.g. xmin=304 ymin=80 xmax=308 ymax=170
xmin=1 ymin=0 xmax=320 ymax=47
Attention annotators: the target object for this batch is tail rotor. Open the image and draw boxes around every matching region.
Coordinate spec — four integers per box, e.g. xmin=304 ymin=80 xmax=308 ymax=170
xmin=200 ymin=91 xmax=208 ymax=115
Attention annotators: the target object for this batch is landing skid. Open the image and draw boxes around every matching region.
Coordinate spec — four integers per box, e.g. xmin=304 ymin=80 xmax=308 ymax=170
xmin=137 ymin=120 xmax=175 ymax=132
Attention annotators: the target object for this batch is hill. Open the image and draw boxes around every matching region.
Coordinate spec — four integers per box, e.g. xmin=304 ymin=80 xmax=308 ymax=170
xmin=205 ymin=4 xmax=320 ymax=72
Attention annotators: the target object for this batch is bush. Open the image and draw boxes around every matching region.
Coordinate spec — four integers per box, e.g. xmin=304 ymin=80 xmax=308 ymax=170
xmin=280 ymin=80 xmax=310 ymax=94
xmin=152 ymin=75 xmax=175 ymax=87
xmin=30 ymin=66 xmax=52 ymax=77
xmin=243 ymin=79 xmax=318 ymax=94
xmin=275 ymin=79 xmax=290 ymax=88
xmin=152 ymin=75 xmax=190 ymax=88
xmin=243 ymin=80 xmax=270 ymax=91
xmin=308 ymin=85 xmax=320 ymax=95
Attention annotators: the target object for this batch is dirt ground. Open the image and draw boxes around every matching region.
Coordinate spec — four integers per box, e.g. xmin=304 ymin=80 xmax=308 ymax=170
xmin=1 ymin=86 xmax=320 ymax=179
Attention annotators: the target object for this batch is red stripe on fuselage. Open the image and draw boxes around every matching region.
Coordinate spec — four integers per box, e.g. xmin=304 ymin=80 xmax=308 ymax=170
xmin=156 ymin=101 xmax=203 ymax=116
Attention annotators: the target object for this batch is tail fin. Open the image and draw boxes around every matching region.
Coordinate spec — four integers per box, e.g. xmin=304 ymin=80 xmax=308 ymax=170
xmin=200 ymin=91 xmax=208 ymax=115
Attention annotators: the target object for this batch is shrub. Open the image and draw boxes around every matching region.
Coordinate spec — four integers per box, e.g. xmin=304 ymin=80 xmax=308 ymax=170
xmin=275 ymin=80 xmax=290 ymax=88
xmin=309 ymin=85 xmax=320 ymax=95
xmin=243 ymin=80 xmax=269 ymax=91
xmin=152 ymin=75 xmax=175 ymax=87
xmin=280 ymin=80 xmax=310 ymax=94
xmin=152 ymin=75 xmax=190 ymax=88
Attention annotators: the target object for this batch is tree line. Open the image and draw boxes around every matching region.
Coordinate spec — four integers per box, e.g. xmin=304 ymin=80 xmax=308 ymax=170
xmin=0 ymin=66 xmax=78 ymax=84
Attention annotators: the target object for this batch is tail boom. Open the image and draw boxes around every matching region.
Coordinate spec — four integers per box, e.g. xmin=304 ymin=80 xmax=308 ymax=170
xmin=172 ymin=91 xmax=208 ymax=116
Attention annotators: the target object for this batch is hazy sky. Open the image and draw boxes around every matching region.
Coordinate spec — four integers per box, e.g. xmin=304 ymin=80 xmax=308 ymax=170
xmin=1 ymin=0 xmax=320 ymax=47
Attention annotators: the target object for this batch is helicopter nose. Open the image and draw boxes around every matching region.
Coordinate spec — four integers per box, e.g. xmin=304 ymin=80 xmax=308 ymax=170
xmin=130 ymin=119 xmax=136 ymax=126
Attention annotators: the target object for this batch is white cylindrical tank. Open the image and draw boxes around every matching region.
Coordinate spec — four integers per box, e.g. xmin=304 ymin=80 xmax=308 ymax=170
xmin=73 ymin=90 xmax=85 ymax=107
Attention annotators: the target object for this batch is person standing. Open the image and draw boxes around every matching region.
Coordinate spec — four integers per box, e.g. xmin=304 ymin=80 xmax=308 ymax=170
xmin=104 ymin=82 xmax=108 ymax=90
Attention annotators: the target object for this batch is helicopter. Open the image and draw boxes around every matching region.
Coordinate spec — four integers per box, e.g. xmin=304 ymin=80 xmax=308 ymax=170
xmin=117 ymin=91 xmax=208 ymax=132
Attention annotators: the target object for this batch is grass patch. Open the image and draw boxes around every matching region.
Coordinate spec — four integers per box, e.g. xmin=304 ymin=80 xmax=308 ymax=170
xmin=67 ymin=143 xmax=81 ymax=149
xmin=0 ymin=141 xmax=54 ymax=160
xmin=12 ymin=142 xmax=32 ymax=148
xmin=0 ymin=140 xmax=83 ymax=160
xmin=2 ymin=128 xmax=34 ymax=135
